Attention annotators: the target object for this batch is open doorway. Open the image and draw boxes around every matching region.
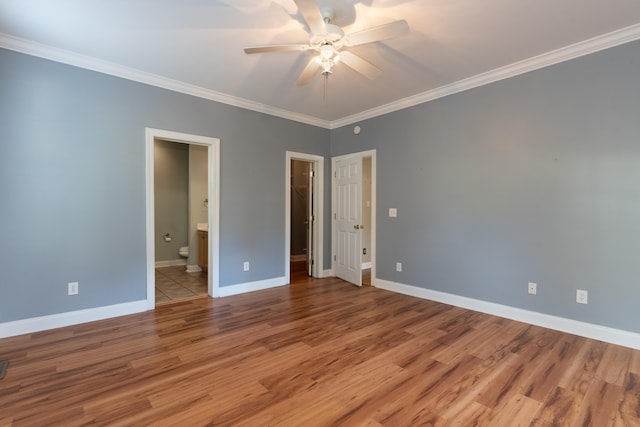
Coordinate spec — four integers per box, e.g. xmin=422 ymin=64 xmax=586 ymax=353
xmin=145 ymin=128 xmax=220 ymax=309
xmin=153 ymin=140 xmax=208 ymax=303
xmin=290 ymin=159 xmax=314 ymax=278
xmin=285 ymin=151 xmax=324 ymax=284
xmin=361 ymin=156 xmax=372 ymax=286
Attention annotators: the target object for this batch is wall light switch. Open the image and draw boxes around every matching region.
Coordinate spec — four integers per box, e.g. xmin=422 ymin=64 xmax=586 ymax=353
xmin=528 ymin=282 xmax=537 ymax=295
xmin=396 ymin=262 xmax=402 ymax=272
xmin=243 ymin=261 xmax=250 ymax=271
xmin=389 ymin=208 xmax=397 ymax=218
xmin=576 ymin=289 xmax=588 ymax=304
xmin=68 ymin=282 xmax=79 ymax=295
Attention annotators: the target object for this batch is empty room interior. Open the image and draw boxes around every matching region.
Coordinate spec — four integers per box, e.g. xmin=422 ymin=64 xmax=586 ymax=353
xmin=1 ymin=0 xmax=640 ymax=425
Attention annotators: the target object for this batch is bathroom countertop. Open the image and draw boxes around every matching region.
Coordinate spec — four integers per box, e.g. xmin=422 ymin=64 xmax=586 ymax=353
xmin=197 ymin=223 xmax=208 ymax=232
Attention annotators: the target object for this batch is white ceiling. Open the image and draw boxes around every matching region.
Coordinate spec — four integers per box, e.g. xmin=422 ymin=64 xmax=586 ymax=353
xmin=1 ymin=0 xmax=640 ymax=128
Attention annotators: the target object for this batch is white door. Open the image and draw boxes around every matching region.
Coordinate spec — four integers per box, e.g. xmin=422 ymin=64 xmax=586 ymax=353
xmin=335 ymin=155 xmax=363 ymax=286
xmin=306 ymin=163 xmax=314 ymax=276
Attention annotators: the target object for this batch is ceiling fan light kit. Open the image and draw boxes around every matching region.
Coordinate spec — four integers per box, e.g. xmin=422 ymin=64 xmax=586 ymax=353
xmin=243 ymin=0 xmax=409 ymax=85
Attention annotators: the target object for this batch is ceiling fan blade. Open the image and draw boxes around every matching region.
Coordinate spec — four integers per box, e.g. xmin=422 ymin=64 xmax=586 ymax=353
xmin=344 ymin=20 xmax=409 ymax=47
xmin=294 ymin=0 xmax=326 ymax=35
xmin=244 ymin=44 xmax=310 ymax=54
xmin=339 ymin=51 xmax=382 ymax=80
xmin=296 ymin=58 xmax=321 ymax=86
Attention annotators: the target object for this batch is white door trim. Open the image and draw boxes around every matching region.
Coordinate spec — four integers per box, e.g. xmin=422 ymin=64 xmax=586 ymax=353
xmin=145 ymin=128 xmax=221 ymax=308
xmin=285 ymin=151 xmax=324 ymax=283
xmin=332 ymin=150 xmax=376 ymax=286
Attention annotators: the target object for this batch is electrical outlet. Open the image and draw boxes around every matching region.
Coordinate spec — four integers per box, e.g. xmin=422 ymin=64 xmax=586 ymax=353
xmin=528 ymin=282 xmax=537 ymax=295
xmin=389 ymin=208 xmax=397 ymax=218
xmin=396 ymin=262 xmax=402 ymax=272
xmin=576 ymin=289 xmax=588 ymax=304
xmin=68 ymin=282 xmax=79 ymax=295
xmin=243 ymin=261 xmax=250 ymax=271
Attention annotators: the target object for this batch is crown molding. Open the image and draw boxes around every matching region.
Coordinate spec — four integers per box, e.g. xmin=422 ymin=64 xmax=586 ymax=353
xmin=0 ymin=33 xmax=331 ymax=129
xmin=3 ymin=22 xmax=640 ymax=131
xmin=329 ymin=22 xmax=640 ymax=129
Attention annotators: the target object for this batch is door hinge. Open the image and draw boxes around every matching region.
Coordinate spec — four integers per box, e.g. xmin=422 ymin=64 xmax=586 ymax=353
xmin=311 ymin=259 xmax=314 ymax=265
xmin=334 ymin=171 xmax=337 ymax=178
xmin=334 ymin=255 xmax=337 ymax=261
xmin=310 ymin=215 xmax=314 ymax=222
xmin=334 ymin=213 xmax=336 ymax=220
xmin=309 ymin=170 xmax=315 ymax=177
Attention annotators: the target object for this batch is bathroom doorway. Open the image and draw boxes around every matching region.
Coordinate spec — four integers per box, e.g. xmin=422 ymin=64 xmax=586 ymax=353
xmin=145 ymin=128 xmax=220 ymax=309
xmin=285 ymin=151 xmax=324 ymax=283
xmin=153 ymin=140 xmax=208 ymax=303
xmin=290 ymin=159 xmax=313 ymax=277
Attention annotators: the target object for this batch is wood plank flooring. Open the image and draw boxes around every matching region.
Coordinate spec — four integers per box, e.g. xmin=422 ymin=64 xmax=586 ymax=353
xmin=1 ymin=276 xmax=639 ymax=426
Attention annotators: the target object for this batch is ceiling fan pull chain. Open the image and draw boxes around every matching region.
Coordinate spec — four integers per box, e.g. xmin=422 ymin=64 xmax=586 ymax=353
xmin=324 ymin=72 xmax=328 ymax=114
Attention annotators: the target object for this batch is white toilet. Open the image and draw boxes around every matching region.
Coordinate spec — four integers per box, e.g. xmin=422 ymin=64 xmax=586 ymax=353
xmin=178 ymin=246 xmax=189 ymax=258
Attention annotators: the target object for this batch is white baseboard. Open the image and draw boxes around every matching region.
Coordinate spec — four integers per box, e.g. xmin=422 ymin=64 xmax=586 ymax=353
xmin=0 ymin=300 xmax=148 ymax=339
xmin=218 ymin=276 xmax=287 ymax=297
xmin=155 ymin=259 xmax=187 ymax=268
xmin=322 ymin=269 xmax=335 ymax=278
xmin=375 ymin=278 xmax=640 ymax=351
xmin=361 ymin=262 xmax=372 ymax=270
xmin=185 ymin=264 xmax=202 ymax=273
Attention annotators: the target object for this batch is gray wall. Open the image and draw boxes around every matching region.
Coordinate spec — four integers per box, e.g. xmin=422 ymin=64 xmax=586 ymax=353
xmin=331 ymin=40 xmax=640 ymax=333
xmin=3 ymin=38 xmax=639 ymax=335
xmin=0 ymin=47 xmax=329 ymax=323
xmin=154 ymin=140 xmax=189 ymax=261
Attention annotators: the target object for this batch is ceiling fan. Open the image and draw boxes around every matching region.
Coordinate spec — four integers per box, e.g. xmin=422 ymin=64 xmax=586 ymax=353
xmin=243 ymin=0 xmax=409 ymax=85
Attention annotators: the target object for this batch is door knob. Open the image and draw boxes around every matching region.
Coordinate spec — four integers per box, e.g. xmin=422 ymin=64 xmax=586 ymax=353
xmin=353 ymin=224 xmax=364 ymax=230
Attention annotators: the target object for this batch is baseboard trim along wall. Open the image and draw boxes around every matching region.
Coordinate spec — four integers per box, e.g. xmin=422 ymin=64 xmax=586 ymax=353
xmin=155 ymin=259 xmax=187 ymax=268
xmin=0 ymin=277 xmax=286 ymax=338
xmin=322 ymin=269 xmax=335 ymax=278
xmin=375 ymin=278 xmax=640 ymax=351
xmin=0 ymin=300 xmax=148 ymax=339
xmin=218 ymin=276 xmax=287 ymax=297
xmin=7 ymin=275 xmax=635 ymax=350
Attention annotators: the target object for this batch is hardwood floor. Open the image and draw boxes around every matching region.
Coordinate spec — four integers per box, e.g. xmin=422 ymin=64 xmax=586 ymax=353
xmin=1 ymin=276 xmax=639 ymax=426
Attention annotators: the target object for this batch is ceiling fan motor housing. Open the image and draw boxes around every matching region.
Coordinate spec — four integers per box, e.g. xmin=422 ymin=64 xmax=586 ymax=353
xmin=308 ymin=7 xmax=343 ymax=47
xmin=311 ymin=25 xmax=344 ymax=46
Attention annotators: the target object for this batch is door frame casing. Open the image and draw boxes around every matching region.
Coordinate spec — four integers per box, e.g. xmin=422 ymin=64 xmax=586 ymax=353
xmin=331 ymin=149 xmax=376 ymax=286
xmin=285 ymin=151 xmax=324 ymax=283
xmin=145 ymin=128 xmax=221 ymax=308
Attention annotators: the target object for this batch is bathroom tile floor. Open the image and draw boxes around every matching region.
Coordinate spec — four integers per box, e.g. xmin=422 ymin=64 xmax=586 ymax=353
xmin=155 ymin=266 xmax=208 ymax=304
